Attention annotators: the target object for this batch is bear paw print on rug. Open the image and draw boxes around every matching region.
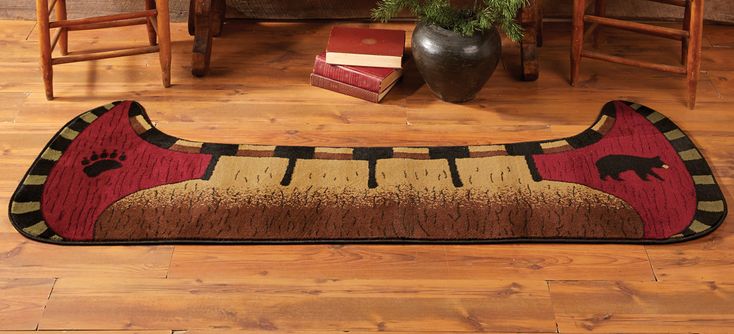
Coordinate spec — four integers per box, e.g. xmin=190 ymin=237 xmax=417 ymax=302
xmin=81 ymin=149 xmax=126 ymax=177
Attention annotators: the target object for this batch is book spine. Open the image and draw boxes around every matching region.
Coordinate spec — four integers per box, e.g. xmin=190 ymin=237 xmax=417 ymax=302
xmin=313 ymin=57 xmax=381 ymax=92
xmin=310 ymin=74 xmax=380 ymax=103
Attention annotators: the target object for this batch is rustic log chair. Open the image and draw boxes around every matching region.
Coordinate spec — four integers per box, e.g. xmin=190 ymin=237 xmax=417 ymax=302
xmin=570 ymin=0 xmax=704 ymax=109
xmin=35 ymin=0 xmax=172 ymax=100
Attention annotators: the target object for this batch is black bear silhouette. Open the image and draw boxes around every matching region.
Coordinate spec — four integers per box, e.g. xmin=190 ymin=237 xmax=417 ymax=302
xmin=596 ymin=155 xmax=669 ymax=181
xmin=81 ymin=149 xmax=126 ymax=177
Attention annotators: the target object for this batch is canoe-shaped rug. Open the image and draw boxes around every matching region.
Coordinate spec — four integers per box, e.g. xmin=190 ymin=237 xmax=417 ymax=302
xmin=9 ymin=100 xmax=726 ymax=244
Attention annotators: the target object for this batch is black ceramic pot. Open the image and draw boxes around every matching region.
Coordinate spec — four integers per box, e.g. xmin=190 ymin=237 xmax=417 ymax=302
xmin=411 ymin=22 xmax=502 ymax=103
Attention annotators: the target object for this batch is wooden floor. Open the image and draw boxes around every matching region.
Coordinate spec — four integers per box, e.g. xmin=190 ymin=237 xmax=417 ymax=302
xmin=1 ymin=19 xmax=733 ymax=333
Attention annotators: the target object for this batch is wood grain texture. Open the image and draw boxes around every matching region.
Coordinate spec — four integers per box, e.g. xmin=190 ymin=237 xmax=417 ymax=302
xmin=550 ymin=280 xmax=734 ymax=333
xmin=169 ymin=244 xmax=654 ymax=280
xmin=0 ymin=19 xmax=733 ymax=332
xmin=40 ymin=278 xmax=556 ymax=332
xmin=0 ymin=278 xmax=55 ymax=330
xmin=181 ymin=331 xmax=554 ymax=334
xmin=0 ymin=332 xmax=170 ymax=334
xmin=0 ymin=233 xmax=174 ymax=278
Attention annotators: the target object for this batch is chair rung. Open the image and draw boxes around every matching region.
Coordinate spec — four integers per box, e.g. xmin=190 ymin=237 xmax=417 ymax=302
xmin=47 ymin=0 xmax=58 ymax=16
xmin=646 ymin=0 xmax=687 ymax=7
xmin=50 ymin=28 xmax=62 ymax=52
xmin=148 ymin=16 xmax=159 ymax=35
xmin=52 ymin=45 xmax=159 ymax=65
xmin=584 ymin=15 xmax=689 ymax=40
xmin=582 ymin=50 xmax=687 ymax=74
xmin=49 ymin=9 xmax=157 ymax=29
xmin=65 ymin=17 xmax=149 ymax=31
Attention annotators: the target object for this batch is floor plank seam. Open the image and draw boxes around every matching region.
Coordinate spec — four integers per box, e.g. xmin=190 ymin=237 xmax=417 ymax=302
xmin=165 ymin=246 xmax=176 ymax=279
xmin=545 ymin=280 xmax=562 ymax=334
xmin=643 ymin=246 xmax=659 ymax=282
xmin=36 ymin=277 xmax=58 ymax=331
xmin=708 ymin=71 xmax=725 ymax=99
xmin=24 ymin=21 xmax=35 ymax=41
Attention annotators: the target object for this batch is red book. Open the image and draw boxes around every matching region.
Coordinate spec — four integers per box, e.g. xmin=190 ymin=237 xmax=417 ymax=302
xmin=310 ymin=73 xmax=397 ymax=103
xmin=313 ymin=52 xmax=402 ymax=93
xmin=325 ymin=26 xmax=405 ymax=68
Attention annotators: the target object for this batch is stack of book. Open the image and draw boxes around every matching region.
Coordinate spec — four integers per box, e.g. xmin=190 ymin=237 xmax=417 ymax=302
xmin=310 ymin=26 xmax=406 ymax=103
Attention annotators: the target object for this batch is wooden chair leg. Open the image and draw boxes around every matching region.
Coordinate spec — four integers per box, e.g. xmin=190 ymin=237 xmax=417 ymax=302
xmin=56 ymin=0 xmax=68 ymax=55
xmin=593 ymin=0 xmax=606 ymax=48
xmin=570 ymin=0 xmax=586 ymax=86
xmin=192 ymin=0 xmax=214 ymax=77
xmin=536 ymin=0 xmax=544 ymax=47
xmin=37 ymin=0 xmax=54 ymax=100
xmin=212 ymin=0 xmax=226 ymax=37
xmin=145 ymin=0 xmax=158 ymax=46
xmin=685 ymin=0 xmax=703 ymax=109
xmin=682 ymin=0 xmax=691 ymax=65
xmin=188 ymin=0 xmax=196 ymax=35
xmin=155 ymin=0 xmax=171 ymax=87
xmin=519 ymin=0 xmax=540 ymax=81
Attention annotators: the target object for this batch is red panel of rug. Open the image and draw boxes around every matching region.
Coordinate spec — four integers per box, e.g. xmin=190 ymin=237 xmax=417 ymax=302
xmin=532 ymin=101 xmax=696 ymax=239
xmin=41 ymin=102 xmax=212 ymax=240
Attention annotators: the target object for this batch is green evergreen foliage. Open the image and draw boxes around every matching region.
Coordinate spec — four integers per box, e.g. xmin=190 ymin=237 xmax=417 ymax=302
xmin=371 ymin=0 xmax=527 ymax=41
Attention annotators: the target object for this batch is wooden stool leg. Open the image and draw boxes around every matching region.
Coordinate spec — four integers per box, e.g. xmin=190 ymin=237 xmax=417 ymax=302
xmin=145 ymin=0 xmax=158 ymax=46
xmin=685 ymin=0 xmax=703 ymax=109
xmin=536 ymin=0 xmax=544 ymax=47
xmin=570 ymin=0 xmax=586 ymax=86
xmin=682 ymin=0 xmax=691 ymax=65
xmin=519 ymin=0 xmax=540 ymax=81
xmin=192 ymin=0 xmax=214 ymax=77
xmin=37 ymin=0 xmax=54 ymax=100
xmin=155 ymin=0 xmax=171 ymax=87
xmin=212 ymin=0 xmax=226 ymax=37
xmin=56 ymin=0 xmax=68 ymax=55
xmin=188 ymin=0 xmax=196 ymax=35
xmin=593 ymin=0 xmax=606 ymax=48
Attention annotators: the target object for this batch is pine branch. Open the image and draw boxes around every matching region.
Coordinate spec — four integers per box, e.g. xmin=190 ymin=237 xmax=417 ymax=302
xmin=372 ymin=0 xmax=528 ymax=41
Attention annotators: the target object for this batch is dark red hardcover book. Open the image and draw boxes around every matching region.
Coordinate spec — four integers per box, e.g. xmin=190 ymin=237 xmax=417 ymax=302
xmin=325 ymin=26 xmax=405 ymax=68
xmin=313 ymin=52 xmax=402 ymax=93
xmin=310 ymin=73 xmax=397 ymax=103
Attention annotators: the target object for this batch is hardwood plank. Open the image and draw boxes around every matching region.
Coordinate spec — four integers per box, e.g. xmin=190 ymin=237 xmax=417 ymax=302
xmin=181 ymin=330 xmax=554 ymax=334
xmin=647 ymin=235 xmax=734 ymax=282
xmin=709 ymin=70 xmax=734 ymax=100
xmin=550 ymin=280 xmax=734 ymax=333
xmin=704 ymin=24 xmax=734 ymax=47
xmin=0 ymin=332 xmax=169 ymax=334
xmin=40 ymin=278 xmax=556 ymax=332
xmin=169 ymin=244 xmax=653 ymax=281
xmin=0 ymin=233 xmax=173 ymax=278
xmin=0 ymin=92 xmax=27 ymax=122
xmin=0 ymin=278 xmax=55 ymax=330
xmin=701 ymin=47 xmax=734 ymax=71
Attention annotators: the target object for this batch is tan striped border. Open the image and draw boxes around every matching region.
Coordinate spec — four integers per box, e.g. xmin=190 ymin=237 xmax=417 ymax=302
xmin=130 ymin=114 xmax=152 ymax=134
xmin=628 ymin=101 xmax=725 ymax=240
xmin=540 ymin=140 xmax=573 ymax=154
xmin=314 ymin=147 xmax=353 ymax=160
xmin=236 ymin=144 xmax=275 ymax=157
xmin=393 ymin=147 xmax=430 ymax=159
xmin=170 ymin=140 xmax=203 ymax=153
xmin=468 ymin=145 xmax=507 ymax=158
xmin=590 ymin=115 xmax=615 ymax=135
